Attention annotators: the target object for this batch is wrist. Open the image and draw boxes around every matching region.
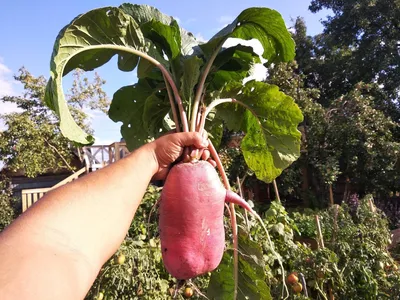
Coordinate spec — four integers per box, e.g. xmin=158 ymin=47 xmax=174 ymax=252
xmin=141 ymin=142 xmax=160 ymax=177
xmin=124 ymin=142 xmax=159 ymax=179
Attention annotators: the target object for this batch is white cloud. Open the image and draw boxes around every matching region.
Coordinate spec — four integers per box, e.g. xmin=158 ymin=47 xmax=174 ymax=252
xmin=185 ymin=18 xmax=197 ymax=24
xmin=173 ymin=16 xmax=181 ymax=24
xmin=93 ymin=136 xmax=114 ymax=146
xmin=195 ymin=33 xmax=207 ymax=43
xmin=0 ymin=58 xmax=21 ymax=115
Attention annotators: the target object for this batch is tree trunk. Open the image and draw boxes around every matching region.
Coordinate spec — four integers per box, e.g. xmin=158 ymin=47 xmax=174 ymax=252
xmin=329 ymin=184 xmax=334 ymax=206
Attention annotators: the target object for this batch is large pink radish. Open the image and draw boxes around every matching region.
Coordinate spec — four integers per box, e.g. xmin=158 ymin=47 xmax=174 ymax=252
xmin=159 ymin=160 xmax=252 ymax=280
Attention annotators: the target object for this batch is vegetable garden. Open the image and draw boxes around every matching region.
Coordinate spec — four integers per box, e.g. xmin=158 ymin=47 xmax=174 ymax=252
xmin=2 ymin=1 xmax=400 ymax=299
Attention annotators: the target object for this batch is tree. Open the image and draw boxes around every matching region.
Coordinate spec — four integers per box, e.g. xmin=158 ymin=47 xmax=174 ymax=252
xmin=0 ymin=176 xmax=17 ymax=231
xmin=0 ymin=67 xmax=109 ymax=177
xmin=294 ymin=1 xmax=400 ymax=123
xmin=268 ymin=62 xmax=400 ymax=206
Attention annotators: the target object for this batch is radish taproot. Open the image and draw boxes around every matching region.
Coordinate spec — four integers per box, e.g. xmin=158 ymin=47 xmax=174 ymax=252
xmin=159 ymin=160 xmax=253 ymax=279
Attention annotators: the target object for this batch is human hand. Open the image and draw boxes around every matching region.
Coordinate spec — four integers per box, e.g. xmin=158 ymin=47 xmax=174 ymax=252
xmin=146 ymin=132 xmax=215 ymax=180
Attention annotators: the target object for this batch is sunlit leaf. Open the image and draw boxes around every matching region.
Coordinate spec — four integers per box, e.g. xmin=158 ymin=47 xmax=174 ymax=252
xmin=218 ymin=81 xmax=303 ymax=182
xmin=45 ymin=7 xmax=146 ymax=144
xmin=207 ymin=231 xmax=272 ymax=299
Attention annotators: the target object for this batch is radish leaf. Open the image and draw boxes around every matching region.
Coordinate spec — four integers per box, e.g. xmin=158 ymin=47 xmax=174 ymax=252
xmin=218 ymin=81 xmax=303 ymax=182
xmin=206 ymin=45 xmax=260 ymax=91
xmin=180 ymin=56 xmax=203 ymax=113
xmin=45 ymin=7 xmax=146 ymax=144
xmin=200 ymin=7 xmax=295 ymax=64
xmin=207 ymin=231 xmax=272 ymax=299
xmin=142 ymin=93 xmax=171 ymax=138
xmin=108 ymin=80 xmax=153 ymax=150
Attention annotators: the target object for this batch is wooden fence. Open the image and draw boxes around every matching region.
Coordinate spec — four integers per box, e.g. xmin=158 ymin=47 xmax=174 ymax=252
xmin=82 ymin=142 xmax=129 ymax=170
xmin=21 ymin=167 xmax=87 ymax=212
xmin=20 ymin=142 xmax=130 ymax=212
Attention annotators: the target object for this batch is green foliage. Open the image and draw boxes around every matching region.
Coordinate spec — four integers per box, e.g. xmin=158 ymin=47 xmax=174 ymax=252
xmin=218 ymin=80 xmax=303 ymax=183
xmin=308 ymin=0 xmax=400 ymax=107
xmin=0 ymin=176 xmax=18 ymax=231
xmin=207 ymin=232 xmax=272 ymax=300
xmin=267 ymin=61 xmax=400 ymax=205
xmin=0 ymin=68 xmax=109 ymax=177
xmin=46 ymin=4 xmax=302 ymax=183
xmin=291 ymin=197 xmax=400 ymax=299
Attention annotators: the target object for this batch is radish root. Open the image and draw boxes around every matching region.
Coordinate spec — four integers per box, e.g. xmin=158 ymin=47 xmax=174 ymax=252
xmin=225 ymin=189 xmax=289 ymax=299
xmin=208 ymin=140 xmax=239 ymax=300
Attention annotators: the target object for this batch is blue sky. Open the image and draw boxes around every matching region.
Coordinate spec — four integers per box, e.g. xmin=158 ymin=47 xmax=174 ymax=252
xmin=0 ymin=0 xmax=329 ymax=145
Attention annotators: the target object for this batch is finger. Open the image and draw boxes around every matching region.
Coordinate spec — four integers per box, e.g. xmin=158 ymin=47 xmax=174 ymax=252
xmin=174 ymin=132 xmax=208 ymax=148
xmin=207 ymin=158 xmax=217 ymax=168
xmin=201 ymin=130 xmax=208 ymax=141
xmin=201 ymin=149 xmax=210 ymax=161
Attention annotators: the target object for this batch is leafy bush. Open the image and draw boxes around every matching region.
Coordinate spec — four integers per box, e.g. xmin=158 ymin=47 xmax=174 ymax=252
xmin=86 ymin=186 xmax=400 ymax=299
xmin=290 ymin=196 xmax=400 ymax=299
xmin=0 ymin=176 xmax=18 ymax=232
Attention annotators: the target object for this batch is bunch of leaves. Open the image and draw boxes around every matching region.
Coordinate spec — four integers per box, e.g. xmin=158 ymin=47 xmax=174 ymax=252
xmin=291 ymin=197 xmax=400 ymax=299
xmin=0 ymin=176 xmax=18 ymax=231
xmin=268 ymin=61 xmax=400 ymax=206
xmin=230 ymin=201 xmax=301 ymax=298
xmin=0 ymin=68 xmax=109 ymax=177
xmin=45 ymin=3 xmax=303 ymax=184
xmin=306 ymin=0 xmax=400 ymax=114
xmin=207 ymin=225 xmax=272 ymax=300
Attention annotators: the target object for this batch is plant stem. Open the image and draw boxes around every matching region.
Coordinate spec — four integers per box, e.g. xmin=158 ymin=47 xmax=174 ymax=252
xmin=44 ymin=138 xmax=74 ymax=172
xmin=273 ymin=180 xmax=281 ymax=203
xmin=208 ymin=140 xmax=238 ymax=300
xmin=66 ymin=45 xmax=188 ymax=131
xmin=199 ymin=98 xmax=262 ymax=134
xmin=163 ymin=75 xmax=180 ymax=132
xmin=237 ymin=176 xmax=250 ymax=232
xmin=329 ymin=184 xmax=334 ymax=206
xmin=190 ymin=42 xmax=224 ymax=131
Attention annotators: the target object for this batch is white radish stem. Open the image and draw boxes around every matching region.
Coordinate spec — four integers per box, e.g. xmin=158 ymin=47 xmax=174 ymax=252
xmin=163 ymin=75 xmax=180 ymax=132
xmin=77 ymin=45 xmax=188 ymax=131
xmin=190 ymin=42 xmax=224 ymax=132
xmin=199 ymin=98 xmax=260 ymax=134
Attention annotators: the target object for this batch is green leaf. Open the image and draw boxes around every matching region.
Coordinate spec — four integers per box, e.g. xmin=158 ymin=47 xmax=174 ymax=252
xmin=180 ymin=56 xmax=203 ymax=111
xmin=205 ymin=116 xmax=224 ymax=149
xmin=142 ymin=92 xmax=171 ymax=137
xmin=108 ymin=80 xmax=153 ymax=150
xmin=200 ymin=7 xmax=295 ymax=64
xmin=137 ymin=41 xmax=168 ymax=80
xmin=141 ymin=20 xmax=181 ymax=60
xmin=272 ymin=223 xmax=285 ymax=236
xmin=213 ymin=45 xmax=260 ymax=71
xmin=119 ymin=3 xmax=172 ymax=25
xmin=45 ymin=7 xmax=146 ymax=144
xmin=207 ymin=231 xmax=272 ymax=299
xmin=218 ymin=81 xmax=303 ymax=182
xmin=120 ymin=3 xmax=201 ymax=57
